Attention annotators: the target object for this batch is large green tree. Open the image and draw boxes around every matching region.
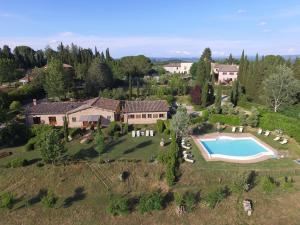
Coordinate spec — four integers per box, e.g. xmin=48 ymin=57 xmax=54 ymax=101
xmin=120 ymin=55 xmax=152 ymax=99
xmin=262 ymin=65 xmax=300 ymax=112
xmin=196 ymin=48 xmax=212 ymax=86
xmin=44 ymin=59 xmax=67 ymax=99
xmin=85 ymin=57 xmax=113 ymax=96
xmin=170 ymin=106 xmax=190 ymax=138
xmin=39 ymin=129 xmax=66 ymax=165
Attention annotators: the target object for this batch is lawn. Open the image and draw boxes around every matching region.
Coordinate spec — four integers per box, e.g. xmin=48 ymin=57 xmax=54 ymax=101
xmin=0 ymin=132 xmax=170 ymax=166
xmin=1 ymin=127 xmax=300 ymax=225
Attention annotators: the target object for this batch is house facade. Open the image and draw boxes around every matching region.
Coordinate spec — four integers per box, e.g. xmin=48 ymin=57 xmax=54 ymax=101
xmin=211 ymin=63 xmax=239 ymax=84
xmin=123 ymin=100 xmax=169 ymax=124
xmin=163 ymin=62 xmax=193 ymax=74
xmin=25 ymin=98 xmax=169 ymax=127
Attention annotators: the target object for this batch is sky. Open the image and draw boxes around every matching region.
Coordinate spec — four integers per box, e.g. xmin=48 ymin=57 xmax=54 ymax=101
xmin=0 ymin=0 xmax=300 ymax=58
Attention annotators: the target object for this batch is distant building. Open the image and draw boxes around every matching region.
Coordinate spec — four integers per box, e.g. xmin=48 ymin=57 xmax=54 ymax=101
xmin=163 ymin=62 xmax=193 ymax=74
xmin=212 ymin=63 xmax=239 ymax=84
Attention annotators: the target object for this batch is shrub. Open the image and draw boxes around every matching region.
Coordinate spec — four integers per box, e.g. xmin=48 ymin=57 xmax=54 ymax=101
xmin=6 ymin=158 xmax=28 ymax=168
xmin=69 ymin=128 xmax=82 ymax=138
xmin=25 ymin=138 xmax=36 ymax=151
xmin=156 ymin=119 xmax=165 ymax=133
xmin=174 ymin=192 xmax=184 ymax=206
xmin=107 ymin=121 xmax=119 ymax=136
xmin=123 ymin=123 xmax=128 ymax=134
xmin=260 ymin=112 xmax=300 ymax=143
xmin=205 ymin=187 xmax=229 ymax=209
xmin=260 ymin=176 xmax=276 ymax=194
xmin=282 ymin=176 xmax=294 ymax=190
xmin=41 ymin=191 xmax=56 ymax=208
xmin=9 ymin=100 xmax=22 ymax=111
xmin=163 ymin=129 xmax=170 ymax=135
xmin=0 ymin=122 xmax=29 ymax=147
xmin=209 ymin=114 xmax=240 ymax=126
xmin=247 ymin=107 xmax=260 ymax=127
xmin=106 ymin=197 xmax=130 ymax=216
xmin=190 ymin=85 xmax=201 ymax=105
xmin=137 ymin=192 xmax=163 ymax=214
xmin=166 ymin=165 xmax=176 ymax=186
xmin=221 ymin=103 xmax=236 ymax=115
xmin=239 ymin=112 xmax=247 ymax=126
xmin=0 ymin=192 xmax=13 ymax=208
xmin=201 ymin=109 xmax=209 ymax=121
xmin=184 ymin=192 xmax=197 ymax=212
xmin=94 ymin=130 xmax=105 ymax=154
xmin=191 ymin=116 xmax=205 ymax=124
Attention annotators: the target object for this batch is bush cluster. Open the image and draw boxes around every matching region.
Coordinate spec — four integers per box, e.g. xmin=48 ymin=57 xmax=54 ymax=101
xmin=209 ymin=114 xmax=241 ymax=126
xmin=41 ymin=191 xmax=57 ymax=208
xmin=106 ymin=197 xmax=130 ymax=216
xmin=0 ymin=192 xmax=14 ymax=209
xmin=174 ymin=192 xmax=197 ymax=212
xmin=205 ymin=187 xmax=230 ymax=209
xmin=6 ymin=158 xmax=28 ymax=168
xmin=137 ymin=192 xmax=163 ymax=214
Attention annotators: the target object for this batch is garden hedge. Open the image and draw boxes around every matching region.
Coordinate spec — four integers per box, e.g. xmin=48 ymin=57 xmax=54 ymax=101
xmin=209 ymin=114 xmax=241 ymax=126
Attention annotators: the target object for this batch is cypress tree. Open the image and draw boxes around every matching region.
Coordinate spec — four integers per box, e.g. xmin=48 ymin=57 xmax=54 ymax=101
xmin=238 ymin=50 xmax=244 ymax=83
xmin=215 ymin=86 xmax=222 ymax=114
xmin=63 ymin=116 xmax=69 ymax=142
xmin=201 ymin=81 xmax=209 ymax=107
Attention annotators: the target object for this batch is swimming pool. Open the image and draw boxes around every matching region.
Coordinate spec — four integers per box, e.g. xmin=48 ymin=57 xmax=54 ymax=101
xmin=198 ymin=136 xmax=276 ymax=161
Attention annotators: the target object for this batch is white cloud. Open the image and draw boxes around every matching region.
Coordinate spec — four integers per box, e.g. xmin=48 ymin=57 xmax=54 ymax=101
xmin=258 ymin=21 xmax=267 ymax=26
xmin=0 ymin=32 xmax=298 ymax=57
xmin=172 ymin=50 xmax=191 ymax=56
xmin=59 ymin=32 xmax=75 ymax=37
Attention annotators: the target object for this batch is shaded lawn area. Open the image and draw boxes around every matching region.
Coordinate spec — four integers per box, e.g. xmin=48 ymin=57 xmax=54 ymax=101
xmin=0 ymin=133 xmax=169 ymax=166
xmin=101 ymin=133 xmax=169 ymax=161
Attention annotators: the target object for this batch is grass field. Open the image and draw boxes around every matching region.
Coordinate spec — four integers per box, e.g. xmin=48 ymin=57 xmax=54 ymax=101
xmin=1 ymin=129 xmax=300 ymax=225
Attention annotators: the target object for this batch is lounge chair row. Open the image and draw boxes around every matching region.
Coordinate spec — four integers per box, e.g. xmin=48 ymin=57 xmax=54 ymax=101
xmin=232 ymin=126 xmax=244 ymax=133
xmin=132 ymin=130 xmax=154 ymax=137
xmin=183 ymin=150 xmax=194 ymax=163
xmin=257 ymin=128 xmax=288 ymax=145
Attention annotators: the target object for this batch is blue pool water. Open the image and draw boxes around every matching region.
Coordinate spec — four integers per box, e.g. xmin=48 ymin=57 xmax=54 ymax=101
xmin=200 ymin=138 xmax=271 ymax=157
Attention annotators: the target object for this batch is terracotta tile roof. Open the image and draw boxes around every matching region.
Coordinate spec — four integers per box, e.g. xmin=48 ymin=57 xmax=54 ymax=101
xmin=123 ymin=100 xmax=169 ymax=113
xmin=26 ymin=101 xmax=84 ymax=115
xmin=214 ymin=64 xmax=239 ymax=72
xmin=89 ymin=98 xmax=120 ymax=111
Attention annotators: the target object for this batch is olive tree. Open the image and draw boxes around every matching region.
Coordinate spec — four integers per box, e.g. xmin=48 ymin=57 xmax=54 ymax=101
xmin=170 ymin=106 xmax=190 ymax=138
xmin=262 ymin=65 xmax=300 ymax=112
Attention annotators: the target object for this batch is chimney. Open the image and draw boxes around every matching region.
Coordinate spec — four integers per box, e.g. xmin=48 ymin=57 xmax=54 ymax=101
xmin=33 ymin=99 xmax=37 ymax=106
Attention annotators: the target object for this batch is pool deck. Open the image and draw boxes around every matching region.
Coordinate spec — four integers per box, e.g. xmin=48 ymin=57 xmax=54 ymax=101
xmin=191 ymin=132 xmax=278 ymax=164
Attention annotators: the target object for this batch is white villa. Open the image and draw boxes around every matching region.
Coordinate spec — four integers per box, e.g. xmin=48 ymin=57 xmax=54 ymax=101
xmin=211 ymin=63 xmax=239 ymax=84
xmin=163 ymin=62 xmax=193 ymax=74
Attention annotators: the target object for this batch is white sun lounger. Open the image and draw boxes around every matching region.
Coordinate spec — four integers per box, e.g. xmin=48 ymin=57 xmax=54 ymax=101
xmin=182 ymin=144 xmax=191 ymax=150
xmin=280 ymin=139 xmax=288 ymax=145
xmin=150 ymin=130 xmax=154 ymax=136
xmin=273 ymin=136 xmax=281 ymax=141
xmin=239 ymin=126 xmax=244 ymax=133
xmin=183 ymin=157 xmax=194 ymax=163
xmin=136 ymin=130 xmax=140 ymax=137
xmin=264 ymin=130 xmax=270 ymax=136
xmin=232 ymin=127 xmax=236 ymax=132
xmin=132 ymin=130 xmax=136 ymax=137
xmin=257 ymin=128 xmax=263 ymax=135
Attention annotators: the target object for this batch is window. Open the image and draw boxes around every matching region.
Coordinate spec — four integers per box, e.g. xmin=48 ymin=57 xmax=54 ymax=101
xmin=33 ymin=117 xmax=41 ymax=124
xmin=142 ymin=114 xmax=146 ymax=118
xmin=159 ymin=114 xmax=165 ymax=118
xmin=48 ymin=116 xmax=57 ymax=125
xmin=223 ymin=72 xmax=227 ymax=75
xmin=72 ymin=117 xmax=76 ymax=122
xmin=129 ymin=114 xmax=135 ymax=119
xmin=147 ymin=114 xmax=152 ymax=118
xmin=136 ymin=114 xmax=141 ymax=119
xmin=153 ymin=114 xmax=158 ymax=118
xmin=229 ymin=72 xmax=234 ymax=75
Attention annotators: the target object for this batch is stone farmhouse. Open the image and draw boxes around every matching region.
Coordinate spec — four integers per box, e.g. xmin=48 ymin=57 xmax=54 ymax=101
xmin=211 ymin=63 xmax=239 ymax=84
xmin=25 ymin=98 xmax=169 ymax=128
